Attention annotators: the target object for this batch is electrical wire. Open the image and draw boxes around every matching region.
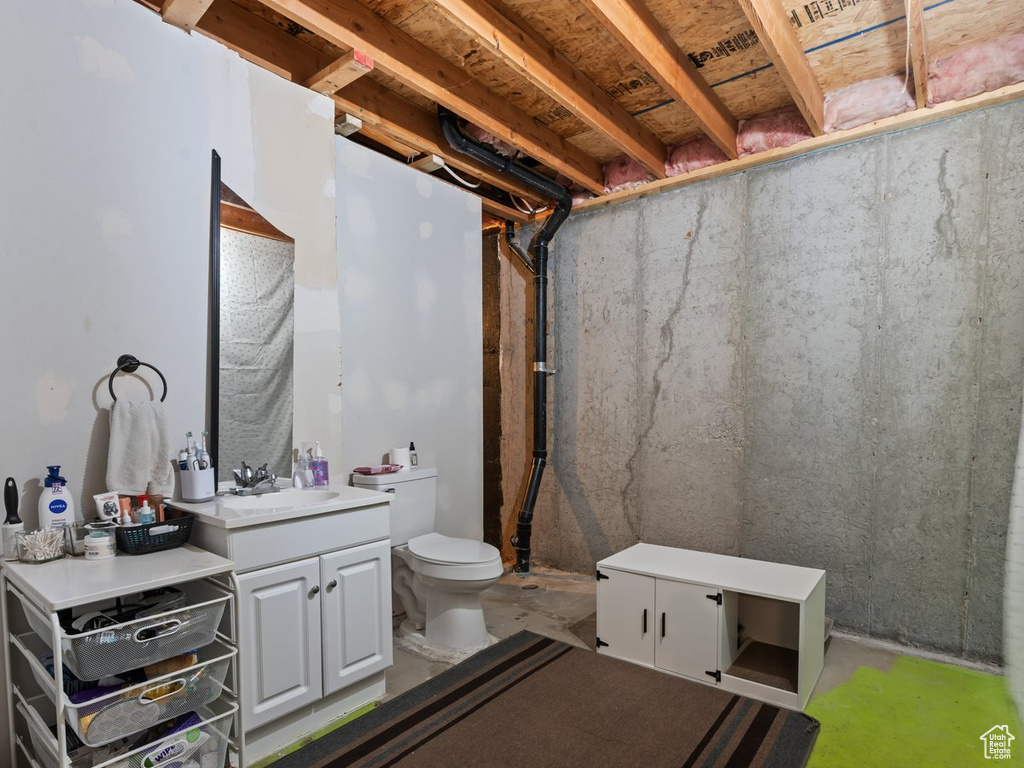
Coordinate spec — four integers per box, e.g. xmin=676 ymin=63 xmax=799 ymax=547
xmin=511 ymin=195 xmax=549 ymax=215
xmin=440 ymin=163 xmax=481 ymax=188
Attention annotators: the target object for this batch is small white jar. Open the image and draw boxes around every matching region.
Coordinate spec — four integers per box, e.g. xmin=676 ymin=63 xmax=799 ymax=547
xmin=84 ymin=531 xmax=115 ymax=560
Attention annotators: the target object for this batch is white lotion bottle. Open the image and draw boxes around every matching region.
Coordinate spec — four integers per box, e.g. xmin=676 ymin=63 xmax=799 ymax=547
xmin=38 ymin=466 xmax=76 ymax=529
xmin=3 ymin=477 xmax=23 ymax=561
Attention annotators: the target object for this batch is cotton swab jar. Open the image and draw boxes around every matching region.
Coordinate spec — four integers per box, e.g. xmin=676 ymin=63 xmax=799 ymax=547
xmin=16 ymin=529 xmax=66 ymax=563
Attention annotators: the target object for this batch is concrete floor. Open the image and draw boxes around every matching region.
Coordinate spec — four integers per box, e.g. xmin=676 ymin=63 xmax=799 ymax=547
xmin=384 ymin=566 xmax=1000 ymax=705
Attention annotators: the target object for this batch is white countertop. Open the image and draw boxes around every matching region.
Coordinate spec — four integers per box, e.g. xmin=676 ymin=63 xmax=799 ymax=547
xmin=0 ymin=544 xmax=234 ymax=612
xmin=169 ymin=484 xmax=393 ymax=529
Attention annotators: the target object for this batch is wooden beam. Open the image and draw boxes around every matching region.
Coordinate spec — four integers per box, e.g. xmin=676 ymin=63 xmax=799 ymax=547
xmin=304 ymin=49 xmax=374 ymax=95
xmin=332 ymin=79 xmax=546 ymax=204
xmin=359 ymin=125 xmax=419 ymax=160
xmin=431 ymin=0 xmax=666 ymax=178
xmin=198 ymin=0 xmax=335 ymax=80
xmin=259 ymin=0 xmax=605 ymax=194
xmin=907 ymin=0 xmax=929 ymax=109
xmin=564 ymin=83 xmax=1024 ymax=215
xmin=220 ymin=201 xmax=294 ymax=242
xmin=734 ymin=0 xmax=825 ymax=135
xmin=160 ymin=0 xmax=215 ymax=31
xmin=482 ymin=197 xmax=531 ymax=223
xmin=580 ymin=0 xmax=738 ymax=159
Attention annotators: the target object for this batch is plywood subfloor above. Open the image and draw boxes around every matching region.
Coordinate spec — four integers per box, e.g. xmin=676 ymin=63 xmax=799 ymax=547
xmin=134 ymin=0 xmax=1024 ymax=218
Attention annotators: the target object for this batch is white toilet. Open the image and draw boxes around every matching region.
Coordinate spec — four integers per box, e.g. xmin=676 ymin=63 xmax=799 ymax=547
xmin=352 ymin=467 xmax=503 ymax=661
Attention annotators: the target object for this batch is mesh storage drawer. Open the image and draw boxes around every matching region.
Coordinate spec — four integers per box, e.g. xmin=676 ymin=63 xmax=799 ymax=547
xmin=18 ymin=698 xmax=235 ymax=768
xmin=16 ymin=588 xmax=229 ymax=680
xmin=66 ymin=641 xmax=235 ymax=747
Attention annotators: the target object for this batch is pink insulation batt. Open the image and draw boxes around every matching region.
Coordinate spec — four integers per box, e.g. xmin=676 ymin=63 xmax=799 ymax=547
xmin=736 ymin=106 xmax=813 ymax=157
xmin=927 ymin=33 xmax=1024 ymax=107
xmin=556 ymin=174 xmax=595 ymax=205
xmin=824 ymin=75 xmax=916 ymax=132
xmin=664 ymin=136 xmax=729 ymax=177
xmin=603 ymin=155 xmax=654 ymax=194
xmin=462 ymin=123 xmax=519 ymax=157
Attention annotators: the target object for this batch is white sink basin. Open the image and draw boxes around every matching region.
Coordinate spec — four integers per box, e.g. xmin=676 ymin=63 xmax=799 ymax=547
xmin=220 ymin=489 xmax=341 ymax=511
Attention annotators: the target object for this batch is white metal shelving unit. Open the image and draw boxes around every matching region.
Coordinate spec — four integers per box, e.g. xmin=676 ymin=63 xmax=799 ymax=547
xmin=2 ymin=544 xmax=242 ymax=768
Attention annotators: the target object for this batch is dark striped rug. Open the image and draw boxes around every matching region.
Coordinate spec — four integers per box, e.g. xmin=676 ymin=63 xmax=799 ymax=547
xmin=274 ymin=631 xmax=819 ymax=768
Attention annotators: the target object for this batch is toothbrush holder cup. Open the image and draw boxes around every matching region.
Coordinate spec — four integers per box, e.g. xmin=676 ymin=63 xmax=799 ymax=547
xmin=180 ymin=467 xmax=215 ymax=502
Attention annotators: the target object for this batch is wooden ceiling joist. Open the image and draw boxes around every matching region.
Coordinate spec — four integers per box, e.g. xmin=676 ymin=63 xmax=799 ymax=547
xmin=332 ymin=79 xmax=547 ymax=205
xmin=304 ymin=49 xmax=374 ymax=95
xmin=580 ymin=0 xmax=738 ymax=159
xmin=199 ymin=0 xmax=335 ymax=80
xmin=431 ymin=0 xmax=667 ymax=178
xmin=259 ymin=0 xmax=605 ymax=194
xmin=481 ymin=197 xmax=532 ymax=224
xmin=160 ymin=0 xmax=216 ymax=31
xmin=907 ymin=0 xmax=930 ymax=109
xmin=358 ymin=125 xmax=419 ymax=160
xmin=734 ymin=0 xmax=825 ymax=135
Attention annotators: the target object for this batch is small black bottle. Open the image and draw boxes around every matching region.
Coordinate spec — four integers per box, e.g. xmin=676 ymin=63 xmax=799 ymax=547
xmin=409 ymin=442 xmax=419 ymax=467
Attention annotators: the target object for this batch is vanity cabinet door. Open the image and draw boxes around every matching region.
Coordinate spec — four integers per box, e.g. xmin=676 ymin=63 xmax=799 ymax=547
xmin=238 ymin=557 xmax=323 ymax=729
xmin=320 ymin=540 xmax=393 ymax=696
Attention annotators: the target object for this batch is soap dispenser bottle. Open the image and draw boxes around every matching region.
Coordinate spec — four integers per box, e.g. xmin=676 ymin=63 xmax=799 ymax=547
xmin=293 ymin=446 xmax=315 ymax=489
xmin=38 ymin=466 xmax=77 ymax=529
xmin=310 ymin=442 xmax=330 ymax=488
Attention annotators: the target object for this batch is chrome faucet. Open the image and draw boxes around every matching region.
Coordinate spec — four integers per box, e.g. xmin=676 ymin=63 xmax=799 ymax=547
xmin=232 ymin=461 xmax=280 ymax=495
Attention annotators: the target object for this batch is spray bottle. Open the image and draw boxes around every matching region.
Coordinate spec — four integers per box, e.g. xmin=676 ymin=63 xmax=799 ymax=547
xmin=38 ymin=466 xmax=77 ymax=529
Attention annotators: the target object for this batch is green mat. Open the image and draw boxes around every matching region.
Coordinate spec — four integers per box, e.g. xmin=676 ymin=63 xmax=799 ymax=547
xmin=807 ymin=655 xmax=1021 ymax=766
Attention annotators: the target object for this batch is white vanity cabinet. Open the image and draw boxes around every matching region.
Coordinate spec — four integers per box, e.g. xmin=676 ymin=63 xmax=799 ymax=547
xmin=176 ymin=486 xmax=393 ymax=764
xmin=236 ymin=540 xmax=391 ymax=730
xmin=596 ymin=543 xmax=826 ymax=711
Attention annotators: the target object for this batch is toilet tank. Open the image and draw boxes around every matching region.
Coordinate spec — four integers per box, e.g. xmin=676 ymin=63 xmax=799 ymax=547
xmin=351 ymin=466 xmax=437 ymax=546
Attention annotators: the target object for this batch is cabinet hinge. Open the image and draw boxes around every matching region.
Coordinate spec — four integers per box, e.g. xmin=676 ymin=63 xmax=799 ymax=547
xmin=596 ymin=570 xmax=610 ymax=581
xmin=596 ymin=637 xmax=609 ymax=648
xmin=705 ymin=669 xmax=721 ymax=683
xmin=706 ymin=592 xmax=722 ymax=604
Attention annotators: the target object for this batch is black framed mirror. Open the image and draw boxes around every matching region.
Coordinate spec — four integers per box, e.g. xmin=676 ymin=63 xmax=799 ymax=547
xmin=209 ymin=150 xmax=297 ymax=485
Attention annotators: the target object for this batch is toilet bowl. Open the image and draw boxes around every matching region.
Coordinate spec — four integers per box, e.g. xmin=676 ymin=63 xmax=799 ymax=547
xmin=351 ymin=467 xmax=504 ymax=661
xmin=392 ymin=533 xmax=502 ymax=658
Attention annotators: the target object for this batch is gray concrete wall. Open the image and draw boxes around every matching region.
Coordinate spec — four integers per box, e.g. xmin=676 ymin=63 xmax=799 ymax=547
xmin=502 ymin=99 xmax=1024 ymax=661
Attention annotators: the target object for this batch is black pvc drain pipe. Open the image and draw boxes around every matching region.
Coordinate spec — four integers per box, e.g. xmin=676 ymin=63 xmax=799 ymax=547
xmin=439 ymin=108 xmax=572 ymax=573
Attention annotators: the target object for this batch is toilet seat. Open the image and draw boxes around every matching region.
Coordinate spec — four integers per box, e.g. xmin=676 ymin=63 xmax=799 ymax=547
xmin=404 ymin=533 xmax=503 ymax=581
xmin=408 ymin=532 xmax=500 ymax=565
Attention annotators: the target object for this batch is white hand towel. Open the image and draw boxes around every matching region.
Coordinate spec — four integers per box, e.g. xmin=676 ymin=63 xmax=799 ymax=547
xmin=106 ymin=400 xmax=175 ymax=496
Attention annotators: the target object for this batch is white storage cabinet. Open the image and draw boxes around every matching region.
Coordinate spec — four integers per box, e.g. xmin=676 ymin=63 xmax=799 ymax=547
xmin=596 ymin=543 xmax=826 ymax=711
xmin=185 ymin=494 xmax=392 ymax=760
xmin=2 ymin=545 xmax=240 ymax=768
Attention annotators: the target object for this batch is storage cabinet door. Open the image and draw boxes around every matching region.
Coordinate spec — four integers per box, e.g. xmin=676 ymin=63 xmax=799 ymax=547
xmin=238 ymin=557 xmax=323 ymax=729
xmin=321 ymin=540 xmax=393 ymax=696
xmin=596 ymin=569 xmax=655 ymax=665
xmin=655 ymin=580 xmax=720 ymax=682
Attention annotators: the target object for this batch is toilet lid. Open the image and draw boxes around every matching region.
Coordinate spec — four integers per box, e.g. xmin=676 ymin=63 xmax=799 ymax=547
xmin=408 ymin=533 xmax=500 ymax=565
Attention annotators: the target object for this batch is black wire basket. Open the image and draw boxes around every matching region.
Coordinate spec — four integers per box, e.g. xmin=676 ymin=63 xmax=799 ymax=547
xmin=114 ymin=508 xmax=194 ymax=555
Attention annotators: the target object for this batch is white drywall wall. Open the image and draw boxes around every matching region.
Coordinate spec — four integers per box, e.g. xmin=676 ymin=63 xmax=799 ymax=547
xmin=336 ymin=139 xmax=484 ymax=539
xmin=0 ymin=0 xmax=337 ymax=754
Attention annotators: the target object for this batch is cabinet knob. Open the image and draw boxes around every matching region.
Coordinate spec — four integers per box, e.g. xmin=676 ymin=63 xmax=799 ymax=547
xmin=326 ymin=579 xmax=338 ymax=592
xmin=309 ymin=585 xmax=320 ymax=597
